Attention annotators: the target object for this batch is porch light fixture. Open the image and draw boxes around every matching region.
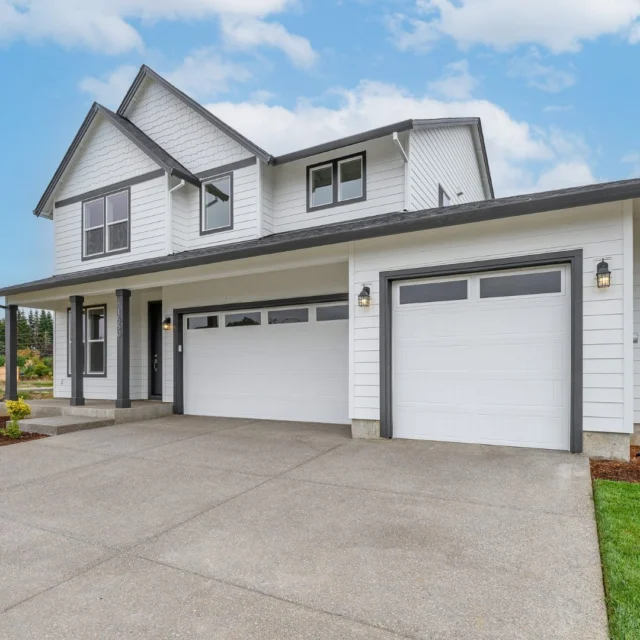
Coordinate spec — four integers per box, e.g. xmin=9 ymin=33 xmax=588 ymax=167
xmin=162 ymin=316 xmax=173 ymax=331
xmin=358 ymin=285 xmax=371 ymax=308
xmin=596 ymin=259 xmax=611 ymax=289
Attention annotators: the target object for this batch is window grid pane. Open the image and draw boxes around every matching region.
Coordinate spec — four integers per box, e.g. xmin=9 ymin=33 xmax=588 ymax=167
xmin=187 ymin=316 xmax=219 ymax=330
xmin=85 ymin=227 xmax=105 ymax=256
xmin=310 ymin=165 xmax=333 ymax=207
xmin=316 ymin=305 xmax=349 ymax=321
xmin=106 ymin=191 xmax=128 ymax=223
xmin=225 ymin=312 xmax=261 ymax=327
xmin=84 ymin=199 xmax=104 ymax=229
xmin=479 ymin=271 xmax=562 ymax=299
xmin=203 ymin=176 xmax=231 ymax=231
xmin=338 ymin=158 xmax=363 ymax=201
xmin=108 ymin=221 xmax=128 ymax=252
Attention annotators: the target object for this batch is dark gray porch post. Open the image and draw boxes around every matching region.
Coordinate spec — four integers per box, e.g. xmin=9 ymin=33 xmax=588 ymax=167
xmin=5 ymin=305 xmax=18 ymax=401
xmin=69 ymin=295 xmax=85 ymax=406
xmin=116 ymin=289 xmax=131 ymax=409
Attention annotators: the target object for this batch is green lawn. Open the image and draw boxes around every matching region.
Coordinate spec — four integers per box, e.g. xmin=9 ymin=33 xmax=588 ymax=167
xmin=593 ymin=480 xmax=640 ymax=640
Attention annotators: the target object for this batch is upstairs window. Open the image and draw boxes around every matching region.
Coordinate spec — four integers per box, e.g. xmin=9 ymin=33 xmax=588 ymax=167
xmin=83 ymin=190 xmax=130 ymax=259
xmin=308 ymin=152 xmax=366 ymax=211
xmin=202 ymin=173 xmax=233 ymax=234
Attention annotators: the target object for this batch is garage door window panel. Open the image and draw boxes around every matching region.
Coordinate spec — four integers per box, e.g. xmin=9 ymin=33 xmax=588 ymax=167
xmin=268 ymin=308 xmax=309 ymax=325
xmin=317 ymin=304 xmax=349 ymax=321
xmin=187 ymin=316 xmax=218 ymax=330
xmin=399 ymin=280 xmax=468 ymax=305
xmin=480 ymin=271 xmax=562 ymax=299
xmin=225 ymin=312 xmax=261 ymax=327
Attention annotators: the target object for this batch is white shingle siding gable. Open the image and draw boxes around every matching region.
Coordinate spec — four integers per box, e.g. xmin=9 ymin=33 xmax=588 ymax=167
xmin=127 ymin=78 xmax=254 ymax=174
xmin=54 ymin=175 xmax=167 ymax=275
xmin=409 ymin=126 xmax=486 ymax=210
xmin=56 ymin=117 xmax=158 ymax=202
xmin=352 ymin=202 xmax=631 ymax=435
xmin=171 ymin=163 xmax=258 ymax=249
xmin=273 ymin=137 xmax=406 ymax=234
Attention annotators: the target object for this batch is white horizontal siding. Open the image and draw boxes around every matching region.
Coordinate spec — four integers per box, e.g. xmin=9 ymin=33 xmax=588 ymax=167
xmin=352 ymin=202 xmax=632 ymax=434
xmin=127 ymin=77 xmax=253 ymax=174
xmin=161 ymin=262 xmax=349 ymax=404
xmin=273 ymin=137 xmax=406 ymax=234
xmin=633 ymin=217 xmax=640 ymax=422
xmin=54 ymin=176 xmax=167 ymax=275
xmin=409 ymin=126 xmax=486 ymax=210
xmin=56 ymin=116 xmax=158 ymax=202
xmin=171 ymin=163 xmax=258 ymax=250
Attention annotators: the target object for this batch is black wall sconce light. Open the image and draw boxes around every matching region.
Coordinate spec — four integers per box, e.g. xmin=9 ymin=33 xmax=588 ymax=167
xmin=596 ymin=259 xmax=611 ymax=289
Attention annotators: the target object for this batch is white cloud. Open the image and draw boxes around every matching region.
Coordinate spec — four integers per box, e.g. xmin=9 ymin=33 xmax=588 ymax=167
xmin=389 ymin=0 xmax=640 ymax=53
xmin=80 ymin=49 xmax=251 ymax=106
xmin=205 ymin=80 xmax=596 ymax=196
xmin=78 ymin=65 xmax=139 ymax=106
xmin=0 ymin=0 xmax=302 ymax=55
xmin=220 ymin=16 xmax=318 ymax=68
xmin=509 ymin=48 xmax=575 ymax=92
xmin=427 ymin=60 xmax=478 ymax=99
xmin=621 ymin=151 xmax=640 ymax=176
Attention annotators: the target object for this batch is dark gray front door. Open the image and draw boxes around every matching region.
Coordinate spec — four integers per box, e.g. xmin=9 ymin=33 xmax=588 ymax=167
xmin=148 ymin=301 xmax=163 ymax=399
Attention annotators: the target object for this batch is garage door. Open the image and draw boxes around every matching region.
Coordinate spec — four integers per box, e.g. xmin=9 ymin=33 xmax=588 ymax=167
xmin=183 ymin=301 xmax=349 ymax=424
xmin=392 ymin=266 xmax=571 ymax=450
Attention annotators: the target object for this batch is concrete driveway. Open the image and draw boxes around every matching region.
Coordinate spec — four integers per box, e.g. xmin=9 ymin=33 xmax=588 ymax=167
xmin=0 ymin=416 xmax=608 ymax=639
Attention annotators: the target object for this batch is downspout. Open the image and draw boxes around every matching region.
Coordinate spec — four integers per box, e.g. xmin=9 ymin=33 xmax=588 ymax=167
xmin=166 ymin=174 xmax=186 ymax=255
xmin=393 ymin=132 xmax=411 ymax=210
xmin=256 ymin=159 xmax=263 ymax=238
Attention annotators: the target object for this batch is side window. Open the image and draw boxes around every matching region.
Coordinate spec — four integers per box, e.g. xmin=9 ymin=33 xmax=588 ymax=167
xmin=83 ymin=190 xmax=129 ymax=259
xmin=307 ymin=153 xmax=366 ymax=211
xmin=202 ymin=173 xmax=233 ymax=234
xmin=67 ymin=305 xmax=107 ymax=376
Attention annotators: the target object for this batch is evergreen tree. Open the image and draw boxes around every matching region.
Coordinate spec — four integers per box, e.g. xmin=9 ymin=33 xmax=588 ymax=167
xmin=17 ymin=310 xmax=32 ymax=351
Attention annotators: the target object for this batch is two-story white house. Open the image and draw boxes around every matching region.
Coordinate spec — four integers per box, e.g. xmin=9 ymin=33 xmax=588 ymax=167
xmin=2 ymin=64 xmax=639 ymax=459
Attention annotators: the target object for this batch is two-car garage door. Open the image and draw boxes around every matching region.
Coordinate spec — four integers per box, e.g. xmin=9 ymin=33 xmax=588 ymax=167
xmin=392 ymin=266 xmax=572 ymax=450
xmin=183 ymin=301 xmax=349 ymax=424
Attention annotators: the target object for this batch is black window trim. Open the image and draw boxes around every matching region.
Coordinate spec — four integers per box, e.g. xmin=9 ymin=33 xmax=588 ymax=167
xmin=200 ymin=171 xmax=234 ymax=236
xmin=438 ymin=184 xmax=451 ymax=208
xmin=81 ymin=188 xmax=131 ymax=262
xmin=306 ymin=151 xmax=367 ymax=212
xmin=66 ymin=303 xmax=108 ymax=378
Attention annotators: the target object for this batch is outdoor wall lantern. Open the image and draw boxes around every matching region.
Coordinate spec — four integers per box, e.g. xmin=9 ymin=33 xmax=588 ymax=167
xmin=162 ymin=316 xmax=173 ymax=331
xmin=596 ymin=259 xmax=611 ymax=289
xmin=358 ymin=285 xmax=372 ymax=308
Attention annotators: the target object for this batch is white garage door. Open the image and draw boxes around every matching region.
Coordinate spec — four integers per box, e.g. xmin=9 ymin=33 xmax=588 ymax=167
xmin=393 ymin=266 xmax=571 ymax=450
xmin=183 ymin=302 xmax=349 ymax=424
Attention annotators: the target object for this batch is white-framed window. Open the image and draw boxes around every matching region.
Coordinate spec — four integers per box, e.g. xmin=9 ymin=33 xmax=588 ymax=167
xmin=307 ymin=152 xmax=366 ymax=211
xmin=201 ymin=173 xmax=233 ymax=234
xmin=83 ymin=190 xmax=130 ymax=259
xmin=67 ymin=305 xmax=107 ymax=376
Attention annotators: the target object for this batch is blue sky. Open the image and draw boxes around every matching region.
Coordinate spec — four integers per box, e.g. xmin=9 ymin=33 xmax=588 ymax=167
xmin=2 ymin=0 xmax=640 ymax=291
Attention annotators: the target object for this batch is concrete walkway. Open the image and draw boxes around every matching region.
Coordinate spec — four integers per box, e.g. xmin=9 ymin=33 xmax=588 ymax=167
xmin=0 ymin=417 xmax=608 ymax=639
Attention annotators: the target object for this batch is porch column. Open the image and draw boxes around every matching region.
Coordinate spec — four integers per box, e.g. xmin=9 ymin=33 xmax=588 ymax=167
xmin=69 ymin=295 xmax=85 ymax=406
xmin=5 ymin=305 xmax=18 ymax=401
xmin=116 ymin=289 xmax=131 ymax=409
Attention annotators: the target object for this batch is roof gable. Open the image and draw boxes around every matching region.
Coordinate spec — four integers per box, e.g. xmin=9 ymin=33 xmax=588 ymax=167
xmin=118 ymin=65 xmax=272 ymax=166
xmin=34 ymin=103 xmax=199 ymax=218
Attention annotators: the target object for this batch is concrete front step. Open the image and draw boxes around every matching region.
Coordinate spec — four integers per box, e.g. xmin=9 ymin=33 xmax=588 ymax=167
xmin=19 ymin=416 xmax=115 ymax=436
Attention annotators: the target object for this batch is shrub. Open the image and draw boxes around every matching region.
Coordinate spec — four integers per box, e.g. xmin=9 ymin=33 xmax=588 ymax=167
xmin=5 ymin=397 xmax=31 ymax=421
xmin=1 ymin=420 xmax=21 ymax=439
xmin=22 ymin=362 xmax=52 ymax=379
xmin=0 ymin=355 xmax=5 ymax=367
xmin=42 ymin=356 xmax=53 ymax=368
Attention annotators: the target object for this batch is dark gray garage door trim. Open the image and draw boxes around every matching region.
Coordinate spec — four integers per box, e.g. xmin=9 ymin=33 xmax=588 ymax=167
xmin=172 ymin=292 xmax=349 ymax=415
xmin=379 ymin=250 xmax=584 ymax=453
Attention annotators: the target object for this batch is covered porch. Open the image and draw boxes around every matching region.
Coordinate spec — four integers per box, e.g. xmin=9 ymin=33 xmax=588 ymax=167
xmin=2 ymin=244 xmax=352 ymax=426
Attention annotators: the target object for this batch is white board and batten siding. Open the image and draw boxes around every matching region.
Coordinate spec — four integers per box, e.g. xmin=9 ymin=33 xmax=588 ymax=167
xmin=352 ymin=202 xmax=634 ymax=436
xmin=273 ymin=137 xmax=406 ymax=234
xmin=409 ymin=126 xmax=486 ymax=210
xmin=632 ymin=215 xmax=640 ymax=422
xmin=54 ymin=175 xmax=167 ymax=275
xmin=126 ymin=77 xmax=254 ymax=174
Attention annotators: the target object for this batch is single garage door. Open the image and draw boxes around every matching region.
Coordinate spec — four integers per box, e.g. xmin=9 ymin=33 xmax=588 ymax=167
xmin=183 ymin=301 xmax=349 ymax=424
xmin=392 ymin=266 xmax=571 ymax=450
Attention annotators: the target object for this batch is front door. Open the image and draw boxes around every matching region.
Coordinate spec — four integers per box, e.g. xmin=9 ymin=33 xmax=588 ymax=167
xmin=148 ymin=301 xmax=163 ymax=399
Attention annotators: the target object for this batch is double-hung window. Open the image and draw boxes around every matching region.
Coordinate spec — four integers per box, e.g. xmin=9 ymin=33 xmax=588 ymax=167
xmin=201 ymin=173 xmax=233 ymax=234
xmin=307 ymin=152 xmax=366 ymax=211
xmin=67 ymin=305 xmax=107 ymax=376
xmin=83 ymin=190 xmax=130 ymax=259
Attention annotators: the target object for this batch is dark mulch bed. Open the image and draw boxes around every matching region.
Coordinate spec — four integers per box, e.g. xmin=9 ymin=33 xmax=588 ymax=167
xmin=591 ymin=446 xmax=640 ymax=483
xmin=0 ymin=415 xmax=48 ymax=447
